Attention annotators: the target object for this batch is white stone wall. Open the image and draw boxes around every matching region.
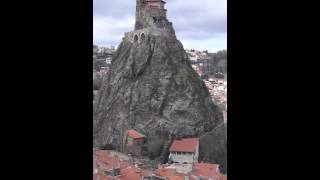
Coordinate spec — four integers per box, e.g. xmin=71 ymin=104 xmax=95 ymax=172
xmin=169 ymin=142 xmax=199 ymax=163
xmin=169 ymin=152 xmax=195 ymax=163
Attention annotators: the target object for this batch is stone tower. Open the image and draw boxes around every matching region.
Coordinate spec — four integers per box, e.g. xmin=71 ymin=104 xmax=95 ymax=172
xmin=135 ymin=0 xmax=144 ymax=30
xmin=135 ymin=0 xmax=168 ymax=30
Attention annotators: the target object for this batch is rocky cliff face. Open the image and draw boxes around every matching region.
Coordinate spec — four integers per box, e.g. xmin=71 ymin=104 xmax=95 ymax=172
xmin=93 ymin=0 xmax=226 ymax=173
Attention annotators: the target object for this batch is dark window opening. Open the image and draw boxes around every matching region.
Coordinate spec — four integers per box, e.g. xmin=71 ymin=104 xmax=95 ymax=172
xmin=134 ymin=35 xmax=138 ymax=42
xmin=141 ymin=33 xmax=145 ymax=41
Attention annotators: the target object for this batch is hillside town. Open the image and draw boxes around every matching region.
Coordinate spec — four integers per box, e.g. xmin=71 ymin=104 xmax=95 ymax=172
xmin=94 ymin=130 xmax=227 ymax=180
xmin=186 ymin=49 xmax=227 ymax=123
xmin=93 ymin=45 xmax=115 ymax=72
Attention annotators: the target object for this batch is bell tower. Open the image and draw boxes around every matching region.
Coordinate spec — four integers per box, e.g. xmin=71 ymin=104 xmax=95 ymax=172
xmin=134 ymin=0 xmax=168 ymax=30
xmin=135 ymin=0 xmax=145 ymax=30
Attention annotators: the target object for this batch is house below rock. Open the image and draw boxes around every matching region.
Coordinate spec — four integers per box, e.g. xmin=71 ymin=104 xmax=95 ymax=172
xmin=124 ymin=129 xmax=145 ymax=156
xmin=168 ymin=138 xmax=199 ymax=164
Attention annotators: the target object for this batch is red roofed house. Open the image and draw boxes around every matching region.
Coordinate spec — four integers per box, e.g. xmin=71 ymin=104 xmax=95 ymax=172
xmin=124 ymin=129 xmax=145 ymax=156
xmin=155 ymin=163 xmax=227 ymax=180
xmin=168 ymin=138 xmax=199 ymax=163
xmin=93 ymin=150 xmax=122 ymax=180
xmin=192 ymin=163 xmax=227 ymax=180
xmin=93 ymin=150 xmax=151 ymax=180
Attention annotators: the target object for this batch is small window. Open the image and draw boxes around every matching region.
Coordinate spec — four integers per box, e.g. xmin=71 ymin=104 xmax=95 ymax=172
xmin=141 ymin=33 xmax=145 ymax=41
xmin=134 ymin=35 xmax=138 ymax=42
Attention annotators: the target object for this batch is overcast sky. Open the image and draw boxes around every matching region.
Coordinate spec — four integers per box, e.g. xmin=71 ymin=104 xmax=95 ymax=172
xmin=93 ymin=0 xmax=227 ymax=53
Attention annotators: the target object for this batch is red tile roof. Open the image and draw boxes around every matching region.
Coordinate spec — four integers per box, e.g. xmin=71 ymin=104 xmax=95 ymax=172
xmin=146 ymin=0 xmax=166 ymax=3
xmin=94 ymin=150 xmax=120 ymax=170
xmin=126 ymin=130 xmax=145 ymax=139
xmin=193 ymin=163 xmax=220 ymax=177
xmin=120 ymin=166 xmax=147 ymax=180
xmin=93 ymin=150 xmax=146 ymax=180
xmin=193 ymin=163 xmax=228 ymax=180
xmin=155 ymin=163 xmax=227 ymax=180
xmin=93 ymin=173 xmax=118 ymax=180
xmin=221 ymin=174 xmax=227 ymax=180
xmin=155 ymin=168 xmax=185 ymax=180
xmin=169 ymin=138 xmax=199 ymax=153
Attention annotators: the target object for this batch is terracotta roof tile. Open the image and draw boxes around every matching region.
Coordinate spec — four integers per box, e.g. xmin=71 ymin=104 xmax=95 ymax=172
xmin=155 ymin=168 xmax=185 ymax=180
xmin=126 ymin=130 xmax=145 ymax=139
xmin=169 ymin=138 xmax=199 ymax=153
xmin=94 ymin=150 xmax=120 ymax=170
xmin=193 ymin=163 xmax=227 ymax=180
xmin=120 ymin=166 xmax=146 ymax=180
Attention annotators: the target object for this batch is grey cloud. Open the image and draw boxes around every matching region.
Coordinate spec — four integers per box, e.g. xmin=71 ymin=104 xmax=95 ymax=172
xmin=94 ymin=0 xmax=227 ymax=50
xmin=93 ymin=0 xmax=135 ymax=18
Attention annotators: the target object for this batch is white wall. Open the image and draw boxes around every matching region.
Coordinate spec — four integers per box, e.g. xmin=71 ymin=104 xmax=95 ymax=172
xmin=169 ymin=143 xmax=199 ymax=163
xmin=169 ymin=152 xmax=195 ymax=163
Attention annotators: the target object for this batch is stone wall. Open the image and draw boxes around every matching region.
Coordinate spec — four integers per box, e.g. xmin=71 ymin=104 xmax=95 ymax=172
xmin=124 ymin=27 xmax=172 ymax=43
xmin=148 ymin=8 xmax=166 ymax=18
xmin=124 ymin=29 xmax=150 ymax=43
xmin=135 ymin=1 xmax=167 ymax=30
xmin=169 ymin=152 xmax=197 ymax=163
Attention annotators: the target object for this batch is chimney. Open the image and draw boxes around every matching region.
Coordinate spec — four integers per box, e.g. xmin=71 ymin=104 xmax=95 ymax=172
xmin=216 ymin=165 xmax=220 ymax=173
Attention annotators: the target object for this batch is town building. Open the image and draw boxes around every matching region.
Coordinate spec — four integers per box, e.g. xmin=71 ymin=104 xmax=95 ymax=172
xmin=191 ymin=65 xmax=203 ymax=77
xmin=93 ymin=150 xmax=227 ymax=180
xmin=93 ymin=150 xmax=125 ymax=180
xmin=93 ymin=150 xmax=149 ymax=180
xmin=105 ymin=56 xmax=112 ymax=65
xmin=124 ymin=129 xmax=145 ymax=156
xmin=155 ymin=162 xmax=227 ymax=180
xmin=168 ymin=138 xmax=199 ymax=163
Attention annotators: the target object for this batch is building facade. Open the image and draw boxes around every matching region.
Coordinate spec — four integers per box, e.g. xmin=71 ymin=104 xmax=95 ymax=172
xmin=124 ymin=130 xmax=145 ymax=156
xmin=168 ymin=138 xmax=199 ymax=163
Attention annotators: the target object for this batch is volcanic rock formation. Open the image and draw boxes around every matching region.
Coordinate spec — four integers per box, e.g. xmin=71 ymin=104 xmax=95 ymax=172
xmin=93 ymin=0 xmax=227 ymax=173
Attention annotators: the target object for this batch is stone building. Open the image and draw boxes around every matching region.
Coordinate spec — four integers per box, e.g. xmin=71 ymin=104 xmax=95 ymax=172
xmin=135 ymin=0 xmax=167 ymax=29
xmin=168 ymin=138 xmax=199 ymax=164
xmin=123 ymin=0 xmax=175 ymax=45
xmin=124 ymin=129 xmax=145 ymax=156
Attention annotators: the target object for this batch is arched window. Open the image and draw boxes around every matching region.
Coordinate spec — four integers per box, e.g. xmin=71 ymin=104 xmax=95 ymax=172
xmin=141 ymin=33 xmax=145 ymax=41
xmin=134 ymin=35 xmax=138 ymax=42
